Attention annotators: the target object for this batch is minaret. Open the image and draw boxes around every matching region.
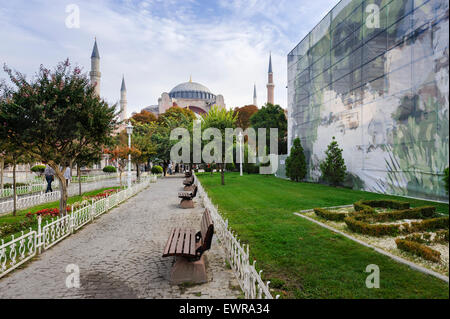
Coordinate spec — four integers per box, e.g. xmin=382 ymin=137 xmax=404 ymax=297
xmin=90 ymin=38 xmax=101 ymax=96
xmin=120 ymin=76 xmax=127 ymax=121
xmin=267 ymin=53 xmax=275 ymax=105
xmin=253 ymin=84 xmax=257 ymax=107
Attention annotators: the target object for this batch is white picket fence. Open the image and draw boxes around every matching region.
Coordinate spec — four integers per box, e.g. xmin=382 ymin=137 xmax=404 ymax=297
xmin=0 ymin=191 xmax=61 ymax=215
xmin=196 ymin=177 xmax=279 ymax=299
xmin=0 ymin=175 xmax=157 ymax=278
xmin=0 ymin=173 xmax=123 ymax=199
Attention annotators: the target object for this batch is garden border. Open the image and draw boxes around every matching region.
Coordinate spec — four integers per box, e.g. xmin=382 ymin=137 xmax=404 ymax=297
xmin=295 ymin=205 xmax=449 ymax=283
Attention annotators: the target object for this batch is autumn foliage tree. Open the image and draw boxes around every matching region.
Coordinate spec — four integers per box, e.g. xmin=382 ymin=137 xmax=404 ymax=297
xmin=131 ymin=110 xmax=157 ymax=124
xmin=0 ymin=60 xmax=117 ymax=214
xmin=233 ymin=105 xmax=258 ymax=130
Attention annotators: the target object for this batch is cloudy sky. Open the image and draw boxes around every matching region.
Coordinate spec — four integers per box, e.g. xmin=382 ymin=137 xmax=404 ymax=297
xmin=0 ymin=0 xmax=339 ymax=115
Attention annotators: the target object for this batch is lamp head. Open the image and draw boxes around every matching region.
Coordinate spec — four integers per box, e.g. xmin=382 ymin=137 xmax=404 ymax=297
xmin=126 ymin=122 xmax=134 ymax=135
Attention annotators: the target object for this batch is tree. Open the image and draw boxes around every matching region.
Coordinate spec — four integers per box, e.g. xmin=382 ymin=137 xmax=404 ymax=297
xmin=117 ymin=122 xmax=156 ymax=180
xmin=233 ymin=105 xmax=258 ymax=130
xmin=105 ymin=146 xmax=140 ymax=186
xmin=285 ymin=138 xmax=307 ymax=182
xmin=201 ymin=106 xmax=238 ymax=185
xmin=131 ymin=110 xmax=157 ymax=124
xmin=74 ymin=147 xmax=103 ymax=196
xmin=249 ymin=103 xmax=287 ymax=155
xmin=320 ymin=137 xmax=347 ymax=187
xmin=0 ymin=60 xmax=117 ymax=214
xmin=152 ymin=106 xmax=194 ymax=175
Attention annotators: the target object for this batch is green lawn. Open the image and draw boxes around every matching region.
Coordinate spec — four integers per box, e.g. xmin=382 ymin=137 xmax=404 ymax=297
xmin=197 ymin=172 xmax=449 ymax=299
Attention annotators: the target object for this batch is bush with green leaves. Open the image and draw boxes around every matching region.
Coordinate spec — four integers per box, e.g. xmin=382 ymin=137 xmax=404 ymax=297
xmin=320 ymin=137 xmax=347 ymax=186
xmin=31 ymin=165 xmax=46 ymax=174
xmin=151 ymin=165 xmax=163 ymax=174
xmin=102 ymin=165 xmax=117 ymax=173
xmin=286 ymin=138 xmax=307 ymax=182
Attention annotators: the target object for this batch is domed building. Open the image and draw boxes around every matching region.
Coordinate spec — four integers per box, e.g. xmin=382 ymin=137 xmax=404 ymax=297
xmin=152 ymin=78 xmax=226 ymax=117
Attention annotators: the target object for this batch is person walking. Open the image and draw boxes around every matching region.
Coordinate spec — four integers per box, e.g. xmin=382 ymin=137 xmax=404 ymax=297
xmin=44 ymin=163 xmax=55 ymax=193
xmin=64 ymin=164 xmax=71 ymax=187
xmin=168 ymin=162 xmax=173 ymax=175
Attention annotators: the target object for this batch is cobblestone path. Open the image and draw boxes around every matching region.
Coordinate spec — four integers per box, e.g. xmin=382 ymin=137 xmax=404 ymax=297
xmin=0 ymin=177 xmax=241 ymax=299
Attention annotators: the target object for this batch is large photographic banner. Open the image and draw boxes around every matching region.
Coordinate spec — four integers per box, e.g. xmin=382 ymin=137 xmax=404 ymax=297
xmin=288 ymin=0 xmax=449 ymax=201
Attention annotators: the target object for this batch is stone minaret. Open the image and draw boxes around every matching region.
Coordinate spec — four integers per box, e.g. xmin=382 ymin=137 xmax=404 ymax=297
xmin=120 ymin=76 xmax=127 ymax=121
xmin=90 ymin=38 xmax=101 ymax=96
xmin=267 ymin=53 xmax=275 ymax=105
xmin=253 ymin=84 xmax=257 ymax=107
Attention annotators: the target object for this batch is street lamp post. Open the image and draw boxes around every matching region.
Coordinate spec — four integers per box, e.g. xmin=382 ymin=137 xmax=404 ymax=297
xmin=126 ymin=122 xmax=134 ymax=188
xmin=238 ymin=132 xmax=243 ymax=176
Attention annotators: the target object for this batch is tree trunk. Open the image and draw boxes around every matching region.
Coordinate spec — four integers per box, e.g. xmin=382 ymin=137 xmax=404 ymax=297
xmin=50 ymin=163 xmax=68 ymax=216
xmin=220 ymin=163 xmax=225 ymax=185
xmin=13 ymin=161 xmax=17 ymax=216
xmin=119 ymin=169 xmax=123 ymax=187
xmin=77 ymin=165 xmax=82 ymax=196
xmin=136 ymin=163 xmax=140 ymax=181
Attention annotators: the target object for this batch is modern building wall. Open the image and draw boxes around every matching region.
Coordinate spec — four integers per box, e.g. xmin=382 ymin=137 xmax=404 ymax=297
xmin=287 ymin=0 xmax=449 ymax=201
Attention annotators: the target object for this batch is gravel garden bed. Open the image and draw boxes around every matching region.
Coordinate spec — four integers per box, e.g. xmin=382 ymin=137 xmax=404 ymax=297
xmin=300 ymin=203 xmax=449 ymax=277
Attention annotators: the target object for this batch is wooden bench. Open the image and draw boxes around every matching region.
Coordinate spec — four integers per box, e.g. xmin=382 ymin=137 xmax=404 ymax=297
xmin=178 ymin=185 xmax=198 ymax=208
xmin=163 ymin=209 xmax=214 ymax=284
xmin=183 ymin=175 xmax=194 ymax=186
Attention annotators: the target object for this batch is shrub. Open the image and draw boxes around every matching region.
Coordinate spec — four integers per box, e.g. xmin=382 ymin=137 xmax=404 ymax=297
xmin=102 ymin=165 xmax=117 ymax=173
xmin=344 ymin=216 xmax=403 ymax=237
xmin=31 ymin=165 xmax=46 ymax=174
xmin=151 ymin=165 xmax=163 ymax=174
xmin=395 ymin=239 xmax=441 ymax=263
xmin=3 ymin=182 xmax=27 ymax=188
xmin=364 ymin=207 xmax=436 ymax=223
xmin=320 ymin=137 xmax=346 ymax=186
xmin=314 ymin=208 xmax=347 ymax=221
xmin=435 ymin=230 xmax=449 ymax=243
xmin=411 ymin=216 xmax=449 ymax=232
xmin=225 ymin=162 xmax=236 ymax=171
xmin=354 ymin=200 xmax=410 ymax=212
xmin=286 ymin=138 xmax=307 ymax=182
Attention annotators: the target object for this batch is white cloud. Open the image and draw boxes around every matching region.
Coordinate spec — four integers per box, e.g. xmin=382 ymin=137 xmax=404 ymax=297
xmin=0 ymin=0 xmax=339 ymax=115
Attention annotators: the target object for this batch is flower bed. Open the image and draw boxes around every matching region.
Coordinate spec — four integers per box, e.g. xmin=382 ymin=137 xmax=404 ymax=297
xmin=83 ymin=189 xmax=119 ymax=201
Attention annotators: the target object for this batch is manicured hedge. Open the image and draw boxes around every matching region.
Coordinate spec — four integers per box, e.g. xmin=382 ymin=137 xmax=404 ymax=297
xmin=314 ymin=208 xmax=347 ymax=221
xmin=31 ymin=165 xmax=46 ymax=174
xmin=358 ymin=206 xmax=436 ymax=223
xmin=102 ymin=165 xmax=117 ymax=173
xmin=411 ymin=216 xmax=449 ymax=232
xmin=395 ymin=239 xmax=441 ymax=263
xmin=353 ymin=199 xmax=410 ymax=213
xmin=151 ymin=165 xmax=163 ymax=174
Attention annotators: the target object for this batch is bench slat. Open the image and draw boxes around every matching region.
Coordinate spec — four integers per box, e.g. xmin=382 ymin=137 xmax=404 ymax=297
xmin=169 ymin=228 xmax=181 ymax=255
xmin=163 ymin=228 xmax=176 ymax=256
xmin=176 ymin=229 xmax=186 ymax=254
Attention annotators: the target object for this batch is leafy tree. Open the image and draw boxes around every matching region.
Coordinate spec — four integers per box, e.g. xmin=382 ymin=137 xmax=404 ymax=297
xmin=74 ymin=147 xmax=103 ymax=196
xmin=201 ymin=106 xmax=238 ymax=185
xmin=106 ymin=146 xmax=140 ymax=186
xmin=320 ymin=137 xmax=347 ymax=187
xmin=131 ymin=110 xmax=157 ymax=124
xmin=233 ymin=105 xmax=258 ymax=130
xmin=0 ymin=60 xmax=117 ymax=214
xmin=152 ymin=106 xmax=194 ymax=175
xmin=285 ymin=138 xmax=307 ymax=182
xmin=249 ymin=103 xmax=287 ymax=155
